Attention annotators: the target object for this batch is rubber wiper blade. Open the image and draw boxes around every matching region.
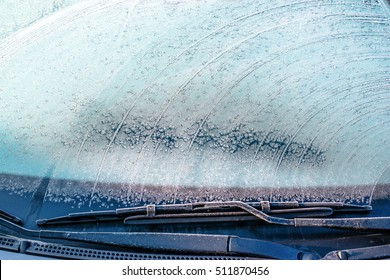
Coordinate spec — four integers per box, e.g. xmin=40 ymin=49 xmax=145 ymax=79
xmin=37 ymin=210 xmax=123 ymax=225
xmin=36 ymin=201 xmax=371 ymax=226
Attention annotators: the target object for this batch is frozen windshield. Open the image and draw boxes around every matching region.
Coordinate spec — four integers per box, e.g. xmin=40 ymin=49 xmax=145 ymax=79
xmin=1 ymin=0 xmax=389 ymax=207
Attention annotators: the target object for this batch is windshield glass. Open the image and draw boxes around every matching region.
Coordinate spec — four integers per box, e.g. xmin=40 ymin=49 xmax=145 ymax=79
xmin=1 ymin=0 xmax=389 ymax=209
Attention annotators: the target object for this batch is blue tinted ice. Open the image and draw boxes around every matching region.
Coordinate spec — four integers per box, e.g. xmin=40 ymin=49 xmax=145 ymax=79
xmin=0 ymin=0 xmax=389 ymax=201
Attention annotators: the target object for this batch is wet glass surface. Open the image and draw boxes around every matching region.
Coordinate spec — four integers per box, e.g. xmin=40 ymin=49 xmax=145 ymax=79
xmin=0 ymin=0 xmax=389 ymax=207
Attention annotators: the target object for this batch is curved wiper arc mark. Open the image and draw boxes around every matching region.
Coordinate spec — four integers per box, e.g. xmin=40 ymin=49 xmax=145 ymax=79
xmin=87 ymin=1 xmax=363 ymax=204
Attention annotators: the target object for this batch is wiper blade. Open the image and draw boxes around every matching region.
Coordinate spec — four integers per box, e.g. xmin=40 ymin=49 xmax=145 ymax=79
xmin=36 ymin=200 xmax=385 ymax=232
xmin=0 ymin=209 xmax=22 ymax=226
xmin=36 ymin=200 xmax=371 ymax=226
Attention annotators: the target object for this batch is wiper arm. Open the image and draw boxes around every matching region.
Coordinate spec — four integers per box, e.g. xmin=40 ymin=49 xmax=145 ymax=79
xmin=191 ymin=202 xmax=388 ymax=232
xmin=322 ymin=244 xmax=390 ymax=260
xmin=36 ymin=200 xmax=370 ymax=226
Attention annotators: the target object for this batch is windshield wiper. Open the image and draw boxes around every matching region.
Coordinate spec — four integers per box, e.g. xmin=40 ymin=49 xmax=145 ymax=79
xmin=0 ymin=209 xmax=22 ymax=226
xmin=36 ymin=201 xmax=369 ymax=226
xmin=0 ymin=217 xmax=319 ymax=260
xmin=35 ymin=200 xmax=385 ymax=232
